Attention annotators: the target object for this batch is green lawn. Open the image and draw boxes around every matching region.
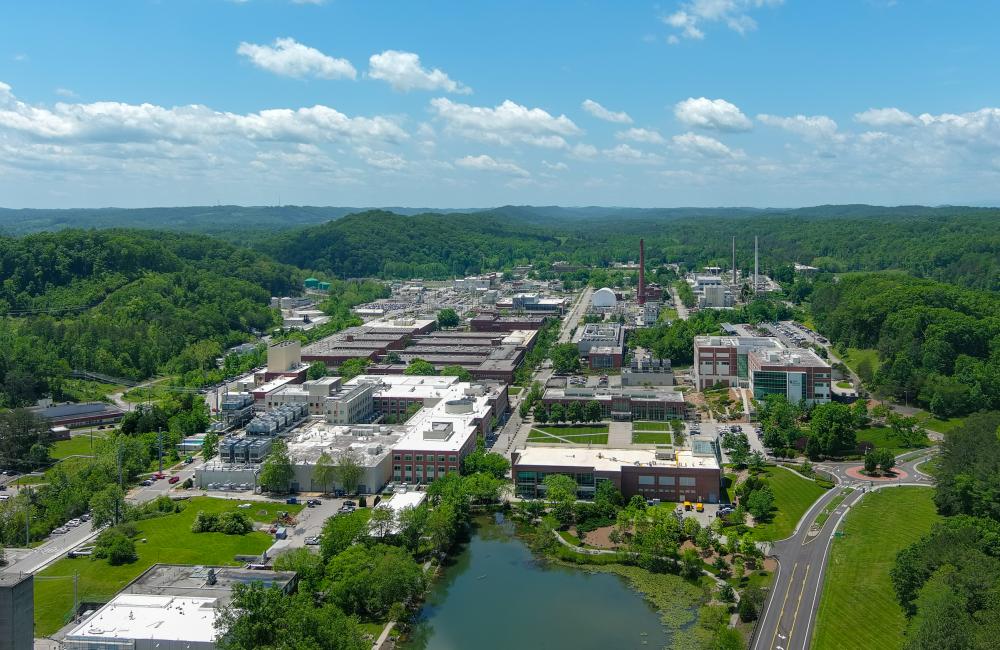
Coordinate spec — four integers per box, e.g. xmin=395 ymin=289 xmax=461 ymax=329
xmin=58 ymin=379 xmax=126 ymax=403
xmin=632 ymin=432 xmax=673 ymax=444
xmin=913 ymin=411 xmax=965 ymax=434
xmin=536 ymin=425 xmax=609 ymax=435
xmin=632 ymin=421 xmax=670 ymax=432
xmin=841 ymin=347 xmax=880 ymax=378
xmin=528 ymin=429 xmax=608 ymax=444
xmin=813 ymin=488 xmax=852 ymax=529
xmin=34 ymin=497 xmax=301 ymax=636
xmin=856 ymin=426 xmax=931 ymax=456
xmin=508 ymin=386 xmax=523 ymax=395
xmin=835 ymin=380 xmax=852 ymax=389
xmin=748 ymin=466 xmax=829 ymax=541
xmin=50 ymin=434 xmax=106 ymax=460
xmin=813 ymin=487 xmax=939 ymax=650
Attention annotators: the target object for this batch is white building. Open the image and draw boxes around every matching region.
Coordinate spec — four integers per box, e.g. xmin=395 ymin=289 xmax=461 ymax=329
xmin=591 ymin=287 xmax=618 ymax=309
xmin=63 ymin=594 xmax=218 ymax=650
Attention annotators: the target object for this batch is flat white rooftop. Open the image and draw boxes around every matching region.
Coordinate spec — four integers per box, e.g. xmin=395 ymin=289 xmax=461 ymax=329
xmin=516 ymin=447 xmax=719 ymax=472
xmin=64 ymin=594 xmax=217 ymax=644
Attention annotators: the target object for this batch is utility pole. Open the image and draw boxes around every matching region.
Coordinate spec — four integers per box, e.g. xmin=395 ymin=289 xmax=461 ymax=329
xmin=73 ymin=573 xmax=79 ymax=619
xmin=116 ymin=443 xmax=124 ymax=525
xmin=25 ymin=507 xmax=30 ymax=547
xmin=157 ymin=428 xmax=163 ymax=473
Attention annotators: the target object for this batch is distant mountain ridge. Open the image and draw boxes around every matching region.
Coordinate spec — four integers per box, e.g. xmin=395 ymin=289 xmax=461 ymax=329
xmin=3 ymin=203 xmax=999 ymax=237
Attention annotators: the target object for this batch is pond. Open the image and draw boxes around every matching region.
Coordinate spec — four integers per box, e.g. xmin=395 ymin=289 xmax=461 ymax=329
xmin=402 ymin=514 xmax=688 ymax=650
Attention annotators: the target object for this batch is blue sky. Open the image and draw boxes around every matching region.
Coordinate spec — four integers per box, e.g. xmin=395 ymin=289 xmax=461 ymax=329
xmin=2 ymin=0 xmax=1000 ymax=208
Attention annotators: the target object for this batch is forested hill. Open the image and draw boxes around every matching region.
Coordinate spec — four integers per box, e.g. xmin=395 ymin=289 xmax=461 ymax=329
xmin=259 ymin=210 xmax=562 ymax=279
xmin=256 ymin=208 xmax=1000 ymax=290
xmin=0 ymin=229 xmax=303 ymax=408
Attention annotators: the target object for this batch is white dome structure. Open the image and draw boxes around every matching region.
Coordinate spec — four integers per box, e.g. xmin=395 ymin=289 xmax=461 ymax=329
xmin=591 ymin=287 xmax=617 ymax=309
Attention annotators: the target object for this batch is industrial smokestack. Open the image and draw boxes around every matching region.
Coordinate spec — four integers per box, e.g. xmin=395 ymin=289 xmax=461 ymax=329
xmin=638 ymin=238 xmax=646 ymax=305
xmin=732 ymin=236 xmax=736 ymax=286
xmin=754 ymin=236 xmax=759 ymax=294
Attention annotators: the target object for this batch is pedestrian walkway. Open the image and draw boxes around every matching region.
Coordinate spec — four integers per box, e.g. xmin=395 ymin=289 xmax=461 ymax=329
xmin=607 ymin=421 xmax=632 ymax=446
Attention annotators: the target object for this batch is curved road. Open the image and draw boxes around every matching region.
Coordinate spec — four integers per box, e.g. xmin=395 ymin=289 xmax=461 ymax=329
xmin=751 ymin=450 xmax=936 ymax=650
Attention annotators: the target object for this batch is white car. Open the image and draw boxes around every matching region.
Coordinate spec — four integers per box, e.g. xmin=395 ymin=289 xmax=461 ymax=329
xmin=52 ymin=526 xmax=69 ymax=535
xmin=66 ymin=519 xmax=81 ymax=527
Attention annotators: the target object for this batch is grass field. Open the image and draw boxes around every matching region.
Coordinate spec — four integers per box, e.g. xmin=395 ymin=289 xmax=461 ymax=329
xmin=50 ymin=434 xmax=106 ymax=460
xmin=913 ymin=411 xmax=965 ymax=434
xmin=508 ymin=386 xmax=523 ymax=395
xmin=58 ymin=379 xmax=126 ymax=403
xmin=536 ymin=425 xmax=609 ymax=435
xmin=528 ymin=428 xmax=609 ymax=444
xmin=856 ymin=426 xmax=931 ymax=456
xmin=835 ymin=380 xmax=852 ymax=389
xmin=748 ymin=466 xmax=828 ymax=541
xmin=34 ymin=497 xmax=301 ymax=636
xmin=840 ymin=348 xmax=880 ymax=378
xmin=813 ymin=487 xmax=939 ymax=650
xmin=633 ymin=421 xmax=670 ymax=431
xmin=632 ymin=432 xmax=673 ymax=444
xmin=813 ymin=488 xmax=852 ymax=528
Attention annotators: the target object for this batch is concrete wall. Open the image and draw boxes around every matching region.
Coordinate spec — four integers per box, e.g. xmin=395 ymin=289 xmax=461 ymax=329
xmin=0 ymin=573 xmax=33 ymax=650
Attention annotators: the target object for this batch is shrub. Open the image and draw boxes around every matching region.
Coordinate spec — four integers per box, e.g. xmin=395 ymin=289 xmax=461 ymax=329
xmin=93 ymin=527 xmax=138 ymax=566
xmin=191 ymin=510 xmax=253 ymax=535
xmin=191 ymin=511 xmax=220 ymax=533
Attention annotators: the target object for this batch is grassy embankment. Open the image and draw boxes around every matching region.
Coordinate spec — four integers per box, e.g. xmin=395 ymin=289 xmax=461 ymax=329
xmin=813 ymin=487 xmax=939 ymax=650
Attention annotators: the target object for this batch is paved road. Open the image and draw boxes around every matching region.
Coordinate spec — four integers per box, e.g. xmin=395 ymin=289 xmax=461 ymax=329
xmin=668 ymin=285 xmax=690 ymax=320
xmin=752 ymin=451 xmax=936 ymax=650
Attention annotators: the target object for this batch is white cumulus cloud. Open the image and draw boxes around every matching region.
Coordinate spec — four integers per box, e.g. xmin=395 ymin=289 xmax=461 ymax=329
xmin=237 ymin=37 xmax=356 ymax=79
xmin=664 ymin=0 xmax=784 ymax=42
xmin=431 ymin=97 xmax=580 ymax=148
xmin=675 ymin=97 xmax=752 ymax=132
xmin=616 ymin=127 xmax=665 ymax=144
xmin=855 ymin=107 xmax=920 ymax=128
xmin=369 ymin=50 xmax=470 ymax=94
xmin=455 ymin=154 xmax=528 ymax=177
xmin=603 ymin=144 xmax=665 ymax=165
xmin=672 ymin=132 xmax=741 ymax=158
xmin=757 ymin=113 xmax=840 ymax=140
xmin=581 ymin=99 xmax=633 ymax=124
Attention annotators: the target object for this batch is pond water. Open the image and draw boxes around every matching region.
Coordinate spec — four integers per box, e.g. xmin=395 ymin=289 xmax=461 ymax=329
xmin=402 ymin=514 xmax=678 ymax=650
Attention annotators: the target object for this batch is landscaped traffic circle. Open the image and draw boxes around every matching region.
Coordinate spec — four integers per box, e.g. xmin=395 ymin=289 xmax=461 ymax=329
xmin=844 ymin=465 xmax=909 ymax=482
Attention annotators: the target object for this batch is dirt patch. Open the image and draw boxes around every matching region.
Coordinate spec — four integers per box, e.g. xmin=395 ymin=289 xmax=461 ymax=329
xmin=576 ymin=525 xmax=619 ymax=549
xmin=762 ymin=557 xmax=777 ymax=572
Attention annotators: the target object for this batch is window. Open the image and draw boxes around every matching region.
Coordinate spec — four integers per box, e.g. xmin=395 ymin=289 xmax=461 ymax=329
xmin=438 ymin=465 xmax=446 ymax=474
xmin=405 ymin=465 xmax=412 ymax=472
xmin=638 ymin=475 xmax=655 ymax=486
xmin=404 ymin=454 xmax=412 ymax=461
xmin=448 ymin=455 xmax=457 ymax=462
xmin=393 ymin=454 xmax=401 ymax=461
xmin=415 ymin=455 xmax=423 ymax=462
xmin=679 ymin=477 xmax=696 ymax=486
xmin=658 ymin=476 xmax=675 ymax=486
xmin=438 ymin=455 xmax=445 ymax=462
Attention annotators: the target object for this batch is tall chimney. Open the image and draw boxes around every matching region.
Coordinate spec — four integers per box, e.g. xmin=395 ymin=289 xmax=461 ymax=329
xmin=638 ymin=238 xmax=646 ymax=305
xmin=732 ymin=236 xmax=736 ymax=286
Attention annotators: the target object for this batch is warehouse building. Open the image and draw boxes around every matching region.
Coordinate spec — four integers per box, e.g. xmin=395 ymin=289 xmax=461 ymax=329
xmin=622 ymin=349 xmax=674 ymax=386
xmin=573 ymin=323 xmax=625 ymax=370
xmin=470 ymin=312 xmax=549 ymax=331
xmin=513 ymin=446 xmax=721 ymax=503
xmin=28 ymin=401 xmax=124 ymax=429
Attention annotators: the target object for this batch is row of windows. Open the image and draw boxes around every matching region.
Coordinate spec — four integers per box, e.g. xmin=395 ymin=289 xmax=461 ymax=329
xmin=393 ymin=453 xmax=458 ymax=462
xmin=637 ymin=475 xmax=697 ymax=486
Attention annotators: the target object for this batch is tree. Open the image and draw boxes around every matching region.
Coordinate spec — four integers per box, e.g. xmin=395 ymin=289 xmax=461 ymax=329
xmin=877 ymin=448 xmax=896 ymax=473
xmin=904 ymin=565 xmax=972 ymax=650
xmin=313 ymin=452 xmax=336 ymax=494
xmin=93 ymin=527 xmax=138 ymax=565
xmin=810 ymin=402 xmax=858 ymax=455
xmin=887 ymin=413 xmax=923 ymax=448
xmin=550 ymin=342 xmax=582 ymax=375
xmin=89 ymin=484 xmax=127 ymax=527
xmin=738 ymin=586 xmax=766 ymax=622
xmin=805 ymin=434 xmax=822 ymax=460
xmin=533 ymin=403 xmax=548 ymax=424
xmin=549 ymin=403 xmax=566 ymax=424
xmin=339 ymin=358 xmax=369 ymax=380
xmin=215 ymin=583 xmax=366 ymax=650
xmin=259 ymin=439 xmax=295 ymax=494
xmin=543 ymin=473 xmax=578 ymax=527
xmin=368 ymin=506 xmax=395 ymax=539
xmin=325 ymin=544 xmax=426 ymax=619
xmin=594 ymin=480 xmax=625 ymax=515
xmin=745 ymin=485 xmax=775 ymax=522
xmin=461 ymin=449 xmax=510 ymax=479
xmin=440 ymin=365 xmax=472 ymax=382
xmin=427 ymin=501 xmax=459 ymax=552
xmin=436 ymin=308 xmax=460 ymax=329
xmin=0 ymin=409 xmax=52 ymax=471
xmin=334 ymin=450 xmax=365 ymax=495
xmin=748 ymin=450 xmax=766 ymax=474
xmin=864 ymin=449 xmax=879 ymax=474
xmin=320 ymin=509 xmax=369 ymax=561
xmin=307 ymin=361 xmax=328 ymax=380
xmin=201 ymin=431 xmax=219 ymax=460
xmin=566 ymin=401 xmax=585 ymax=424
xmin=585 ymin=400 xmax=602 ymax=423
xmin=404 ymin=358 xmax=437 ymax=376
xmin=397 ymin=504 xmax=428 ymax=552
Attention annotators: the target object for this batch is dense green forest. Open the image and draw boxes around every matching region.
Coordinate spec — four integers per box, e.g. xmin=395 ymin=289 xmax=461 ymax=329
xmin=0 ymin=230 xmax=303 ymax=407
xmin=810 ymin=273 xmax=1000 ymax=417
xmin=256 ymin=208 xmax=1000 ymax=290
xmin=890 ymin=412 xmax=1000 ymax=649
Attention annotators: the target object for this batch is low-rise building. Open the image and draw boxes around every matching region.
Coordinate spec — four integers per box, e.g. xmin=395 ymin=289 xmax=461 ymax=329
xmin=541 ymin=385 xmax=688 ymax=421
xmin=513 ymin=446 xmax=721 ymax=503
xmin=693 ymin=335 xmax=831 ymax=404
xmin=574 ymin=323 xmax=625 ymax=369
xmin=28 ymin=401 xmax=124 ymax=429
xmin=622 ymin=350 xmax=674 ymax=386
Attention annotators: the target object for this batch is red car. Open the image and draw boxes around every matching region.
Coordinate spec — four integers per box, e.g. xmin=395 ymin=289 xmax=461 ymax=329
xmin=168 ymin=476 xmax=180 ymax=484
xmin=153 ymin=473 xmax=165 ymax=480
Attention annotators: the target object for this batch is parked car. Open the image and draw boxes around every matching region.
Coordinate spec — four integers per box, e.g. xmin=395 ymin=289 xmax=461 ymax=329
xmin=80 ymin=513 xmax=92 ymax=522
xmin=695 ymin=503 xmax=705 ymax=512
xmin=306 ymin=499 xmax=321 ymax=506
xmin=304 ymin=536 xmax=321 ymax=546
xmin=168 ymin=476 xmax=180 ymax=484
xmin=68 ymin=546 xmax=95 ymax=558
xmin=153 ymin=472 xmax=165 ymax=480
xmin=285 ymin=497 xmax=298 ymax=505
xmin=52 ymin=526 xmax=69 ymax=535
xmin=343 ymin=500 xmax=357 ymax=507
xmin=66 ymin=519 xmax=81 ymax=527
xmin=141 ymin=479 xmax=153 ymax=486
xmin=237 ymin=503 xmax=252 ymax=509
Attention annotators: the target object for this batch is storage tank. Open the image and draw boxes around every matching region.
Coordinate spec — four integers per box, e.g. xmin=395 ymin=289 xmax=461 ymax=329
xmin=591 ymin=287 xmax=617 ymax=309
